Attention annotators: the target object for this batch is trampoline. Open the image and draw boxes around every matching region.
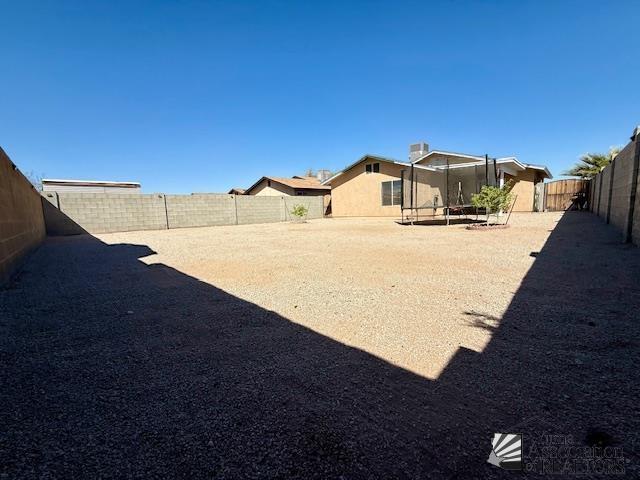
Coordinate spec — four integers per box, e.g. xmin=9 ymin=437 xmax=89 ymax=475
xmin=400 ymin=155 xmax=500 ymax=225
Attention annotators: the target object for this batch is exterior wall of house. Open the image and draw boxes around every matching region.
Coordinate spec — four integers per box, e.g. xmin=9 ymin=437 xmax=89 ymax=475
xmin=331 ymin=160 xmax=405 ymax=217
xmin=251 ymin=179 xmax=294 ymax=196
xmin=407 ymin=167 xmax=446 ymax=209
xmin=505 ymin=169 xmax=539 ymax=212
xmin=249 ymin=179 xmax=329 ymax=198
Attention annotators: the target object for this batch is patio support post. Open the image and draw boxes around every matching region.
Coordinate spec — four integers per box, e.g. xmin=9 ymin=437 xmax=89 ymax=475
xmin=446 ymin=158 xmax=450 ymax=225
xmin=485 ymin=154 xmax=489 ymax=186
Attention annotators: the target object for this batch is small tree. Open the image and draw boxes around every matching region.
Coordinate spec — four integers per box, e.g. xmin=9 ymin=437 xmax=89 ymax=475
xmin=25 ymin=171 xmax=44 ymax=191
xmin=290 ymin=204 xmax=308 ymax=221
xmin=471 ymin=181 xmax=514 ymax=224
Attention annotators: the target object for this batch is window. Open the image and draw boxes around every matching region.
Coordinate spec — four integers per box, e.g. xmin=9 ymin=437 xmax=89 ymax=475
xmin=381 ymin=180 xmax=402 ymax=206
xmin=365 ymin=162 xmax=380 ymax=174
xmin=296 ymin=191 xmax=307 ymax=196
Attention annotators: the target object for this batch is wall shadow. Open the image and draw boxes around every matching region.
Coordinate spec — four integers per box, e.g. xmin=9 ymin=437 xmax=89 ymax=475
xmin=40 ymin=194 xmax=88 ymax=235
xmin=1 ymin=211 xmax=639 ymax=478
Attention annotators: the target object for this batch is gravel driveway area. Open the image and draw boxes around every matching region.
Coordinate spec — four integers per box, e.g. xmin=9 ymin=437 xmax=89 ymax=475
xmin=1 ymin=212 xmax=639 ymax=478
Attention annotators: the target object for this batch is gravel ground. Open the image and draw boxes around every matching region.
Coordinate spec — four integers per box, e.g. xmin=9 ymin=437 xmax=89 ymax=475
xmin=1 ymin=212 xmax=639 ymax=478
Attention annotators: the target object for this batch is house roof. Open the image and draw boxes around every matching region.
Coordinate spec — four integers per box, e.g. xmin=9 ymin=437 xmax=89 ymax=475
xmin=412 ymin=150 xmax=486 ymax=163
xmin=323 ymin=149 xmax=552 ymax=186
xmin=321 ymin=155 xmax=435 ymax=185
xmin=42 ymin=179 xmax=141 ymax=188
xmin=245 ymin=175 xmax=331 ymax=194
xmin=292 ymin=175 xmax=319 ymax=181
xmin=228 ymin=188 xmax=246 ymax=194
xmin=413 ymin=151 xmax=552 ymax=179
xmin=423 ymin=157 xmax=553 ymax=180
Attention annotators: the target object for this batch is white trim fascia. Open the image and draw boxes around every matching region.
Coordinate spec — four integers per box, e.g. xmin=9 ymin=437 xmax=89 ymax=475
xmin=412 ymin=150 xmax=485 ymax=164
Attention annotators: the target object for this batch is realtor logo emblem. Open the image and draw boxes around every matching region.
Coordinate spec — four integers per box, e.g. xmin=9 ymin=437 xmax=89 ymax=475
xmin=488 ymin=433 xmax=522 ymax=470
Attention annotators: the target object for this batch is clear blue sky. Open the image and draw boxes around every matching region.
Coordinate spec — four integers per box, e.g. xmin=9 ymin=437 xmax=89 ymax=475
xmin=1 ymin=0 xmax=638 ymax=193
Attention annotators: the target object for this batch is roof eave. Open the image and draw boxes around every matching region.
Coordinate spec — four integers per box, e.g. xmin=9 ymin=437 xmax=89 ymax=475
xmin=322 ymin=155 xmax=436 ymax=186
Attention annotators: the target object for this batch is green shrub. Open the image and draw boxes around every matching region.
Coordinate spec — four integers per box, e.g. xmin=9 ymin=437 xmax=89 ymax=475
xmin=471 ymin=181 xmax=514 ymax=215
xmin=290 ymin=204 xmax=308 ymax=219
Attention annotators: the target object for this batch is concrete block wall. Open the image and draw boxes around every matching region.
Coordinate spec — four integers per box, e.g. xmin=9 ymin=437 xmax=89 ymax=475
xmin=598 ymin=167 xmax=611 ymax=219
xmin=0 ymin=147 xmax=46 ymax=285
xmin=283 ymin=196 xmax=324 ymax=220
xmin=590 ymin=129 xmax=640 ymax=245
xmin=41 ymin=192 xmax=85 ymax=235
xmin=633 ymin=169 xmax=640 ymax=243
xmin=236 ymin=195 xmax=285 ymax=225
xmin=608 ymin=141 xmax=636 ymax=232
xmin=589 ymin=177 xmax=597 ymax=212
xmin=42 ymin=192 xmax=324 ymax=234
xmin=166 ymin=194 xmax=236 ymax=229
xmin=48 ymin=193 xmax=168 ymax=234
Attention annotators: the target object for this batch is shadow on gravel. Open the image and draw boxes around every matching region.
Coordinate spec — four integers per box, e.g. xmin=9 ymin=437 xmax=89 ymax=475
xmin=1 ymin=212 xmax=639 ymax=478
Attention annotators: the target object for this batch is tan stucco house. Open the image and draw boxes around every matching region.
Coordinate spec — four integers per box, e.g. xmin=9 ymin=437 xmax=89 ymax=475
xmin=244 ymin=175 xmax=331 ymax=197
xmin=323 ymin=143 xmax=551 ymax=217
xmin=244 ymin=175 xmax=331 ymax=214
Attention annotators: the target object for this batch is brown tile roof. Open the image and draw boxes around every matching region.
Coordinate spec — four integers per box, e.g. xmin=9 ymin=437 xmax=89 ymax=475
xmin=245 ymin=175 xmax=331 ymax=193
xmin=267 ymin=176 xmax=330 ymax=190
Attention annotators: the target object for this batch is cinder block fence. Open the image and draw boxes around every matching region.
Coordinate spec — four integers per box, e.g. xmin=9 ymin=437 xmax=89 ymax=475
xmin=0 ymin=148 xmax=46 ymax=284
xmin=41 ymin=191 xmax=324 ymax=235
xmin=589 ymin=126 xmax=640 ymax=245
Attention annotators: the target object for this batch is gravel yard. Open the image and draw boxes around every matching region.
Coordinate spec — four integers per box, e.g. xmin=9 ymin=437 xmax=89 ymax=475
xmin=2 ymin=212 xmax=639 ymax=478
xmin=100 ymin=213 xmax=563 ymax=381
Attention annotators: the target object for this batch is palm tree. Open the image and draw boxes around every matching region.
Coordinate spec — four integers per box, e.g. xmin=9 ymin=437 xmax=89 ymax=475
xmin=564 ymin=147 xmax=620 ymax=178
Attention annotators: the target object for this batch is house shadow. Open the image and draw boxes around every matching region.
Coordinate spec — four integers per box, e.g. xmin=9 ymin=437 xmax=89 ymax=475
xmin=1 ymin=211 xmax=639 ymax=478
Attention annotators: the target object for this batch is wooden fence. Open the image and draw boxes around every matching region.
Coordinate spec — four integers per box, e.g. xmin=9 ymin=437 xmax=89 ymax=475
xmin=544 ymin=179 xmax=590 ymax=211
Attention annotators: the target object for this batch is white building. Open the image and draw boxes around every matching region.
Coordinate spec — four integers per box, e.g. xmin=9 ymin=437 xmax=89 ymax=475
xmin=42 ymin=179 xmax=141 ymax=194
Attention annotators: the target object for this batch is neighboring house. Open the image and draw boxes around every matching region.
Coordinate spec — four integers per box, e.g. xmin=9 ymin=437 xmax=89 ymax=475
xmin=228 ymin=188 xmax=246 ymax=195
xmin=42 ymin=179 xmax=141 ymax=194
xmin=323 ymin=142 xmax=551 ymax=217
xmin=244 ymin=175 xmax=330 ymax=197
xmin=244 ymin=174 xmax=332 ymax=215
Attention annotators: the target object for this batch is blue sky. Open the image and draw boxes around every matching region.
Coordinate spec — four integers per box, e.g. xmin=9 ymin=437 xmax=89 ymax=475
xmin=1 ymin=0 xmax=638 ymax=193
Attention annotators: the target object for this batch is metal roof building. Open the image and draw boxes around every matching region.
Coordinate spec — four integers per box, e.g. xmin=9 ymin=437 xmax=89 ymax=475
xmin=42 ymin=179 xmax=141 ymax=194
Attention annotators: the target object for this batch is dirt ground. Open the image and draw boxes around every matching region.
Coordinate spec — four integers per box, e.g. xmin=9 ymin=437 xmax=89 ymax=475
xmin=101 ymin=213 xmax=562 ymax=380
xmin=2 ymin=212 xmax=639 ymax=478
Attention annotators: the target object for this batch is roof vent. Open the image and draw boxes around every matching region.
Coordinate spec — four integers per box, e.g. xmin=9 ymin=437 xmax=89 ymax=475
xmin=409 ymin=142 xmax=429 ymax=162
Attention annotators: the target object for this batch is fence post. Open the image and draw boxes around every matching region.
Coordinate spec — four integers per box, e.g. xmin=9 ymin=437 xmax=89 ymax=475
xmin=281 ymin=196 xmax=287 ymax=222
xmin=606 ymin=158 xmax=616 ymax=224
xmin=625 ymin=128 xmax=640 ymax=243
xmin=232 ymin=194 xmax=239 ymax=225
xmin=597 ymin=173 xmax=603 ymax=217
xmin=162 ymin=194 xmax=169 ymax=229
